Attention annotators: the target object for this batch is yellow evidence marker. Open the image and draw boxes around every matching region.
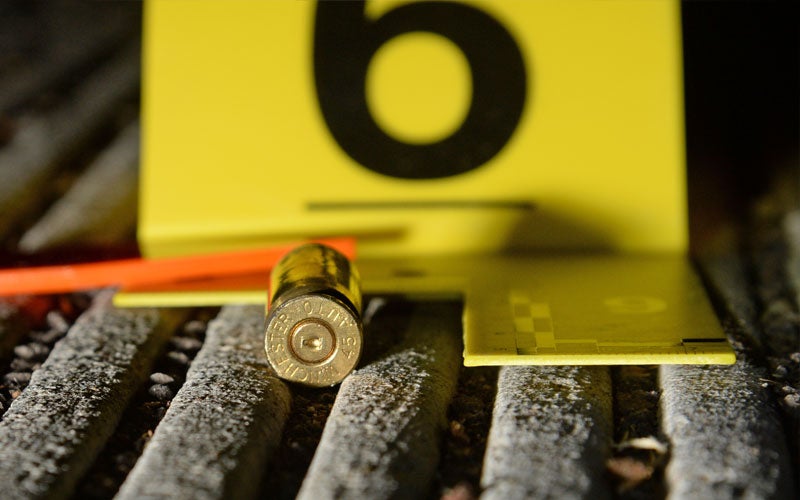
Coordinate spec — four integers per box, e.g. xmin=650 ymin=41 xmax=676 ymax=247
xmin=139 ymin=0 xmax=686 ymax=258
xmin=130 ymin=0 xmax=736 ymax=365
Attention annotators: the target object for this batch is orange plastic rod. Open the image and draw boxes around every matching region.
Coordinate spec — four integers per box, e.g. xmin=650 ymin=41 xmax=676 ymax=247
xmin=0 ymin=238 xmax=356 ymax=296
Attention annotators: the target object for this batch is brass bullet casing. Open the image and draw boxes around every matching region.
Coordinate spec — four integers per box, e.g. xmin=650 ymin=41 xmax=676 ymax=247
xmin=264 ymin=243 xmax=363 ymax=387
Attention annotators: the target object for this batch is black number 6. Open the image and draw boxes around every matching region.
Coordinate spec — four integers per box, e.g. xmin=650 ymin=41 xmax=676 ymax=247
xmin=314 ymin=0 xmax=528 ymax=179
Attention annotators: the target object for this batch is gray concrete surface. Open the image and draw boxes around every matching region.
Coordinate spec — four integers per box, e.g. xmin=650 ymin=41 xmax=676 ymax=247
xmin=698 ymin=255 xmax=760 ymax=343
xmin=297 ymin=302 xmax=462 ymax=500
xmin=480 ymin=366 xmax=613 ymax=500
xmin=0 ymin=2 xmax=135 ymax=113
xmin=660 ymin=257 xmax=795 ymax=499
xmin=661 ymin=362 xmax=793 ymax=499
xmin=18 ymin=120 xmax=139 ymax=252
xmin=116 ymin=305 xmax=292 ymax=500
xmin=0 ymin=40 xmax=139 ymax=239
xmin=0 ymin=291 xmax=182 ymax=499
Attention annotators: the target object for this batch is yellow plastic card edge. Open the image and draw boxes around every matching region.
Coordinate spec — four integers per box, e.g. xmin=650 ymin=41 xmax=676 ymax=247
xmin=113 ymin=289 xmax=265 ymax=308
xmin=463 ymin=351 xmax=737 ymax=367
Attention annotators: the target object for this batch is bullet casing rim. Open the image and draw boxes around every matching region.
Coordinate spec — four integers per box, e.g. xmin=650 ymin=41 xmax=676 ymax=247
xmin=264 ymin=293 xmax=362 ymax=387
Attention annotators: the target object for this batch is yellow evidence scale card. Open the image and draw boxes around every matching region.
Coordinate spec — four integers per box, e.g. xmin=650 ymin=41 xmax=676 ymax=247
xmin=116 ymin=255 xmax=735 ymax=365
xmin=140 ymin=0 xmax=687 ymax=258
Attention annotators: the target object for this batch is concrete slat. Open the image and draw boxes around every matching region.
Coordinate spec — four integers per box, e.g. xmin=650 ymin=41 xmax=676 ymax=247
xmin=0 ymin=291 xmax=182 ymax=499
xmin=0 ymin=41 xmax=140 ymax=239
xmin=660 ymin=363 xmax=793 ymax=499
xmin=698 ymin=255 xmax=760 ymax=343
xmin=480 ymin=366 xmax=613 ymax=500
xmin=18 ymin=120 xmax=139 ymax=252
xmin=0 ymin=2 xmax=136 ymax=113
xmin=297 ymin=302 xmax=462 ymax=499
xmin=116 ymin=305 xmax=292 ymax=500
xmin=660 ymin=257 xmax=795 ymax=499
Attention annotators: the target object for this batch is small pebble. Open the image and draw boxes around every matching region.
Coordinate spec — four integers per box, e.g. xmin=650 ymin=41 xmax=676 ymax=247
xmin=790 ymin=352 xmax=800 ymax=364
xmin=449 ymin=420 xmax=470 ymax=443
xmin=167 ymin=351 xmax=190 ymax=366
xmin=32 ymin=329 xmax=65 ymax=345
xmin=13 ymin=344 xmax=35 ymax=361
xmin=182 ymin=320 xmax=207 ymax=336
xmin=13 ymin=343 xmax=49 ymax=361
xmin=783 ymin=393 xmax=800 ymax=409
xmin=33 ymin=343 xmax=50 ymax=359
xmin=4 ymin=372 xmax=32 ymax=385
xmin=773 ymin=365 xmax=789 ymax=379
xmin=149 ymin=372 xmax=175 ymax=385
xmin=607 ymin=456 xmax=655 ymax=492
xmin=170 ymin=336 xmax=203 ymax=352
xmin=46 ymin=310 xmax=70 ymax=333
xmin=441 ymin=483 xmax=476 ymax=500
xmin=148 ymin=384 xmax=174 ymax=401
xmin=10 ymin=358 xmax=34 ymax=371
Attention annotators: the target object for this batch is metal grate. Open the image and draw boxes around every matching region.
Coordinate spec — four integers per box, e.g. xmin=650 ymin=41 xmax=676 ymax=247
xmin=0 ymin=4 xmax=798 ymax=499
